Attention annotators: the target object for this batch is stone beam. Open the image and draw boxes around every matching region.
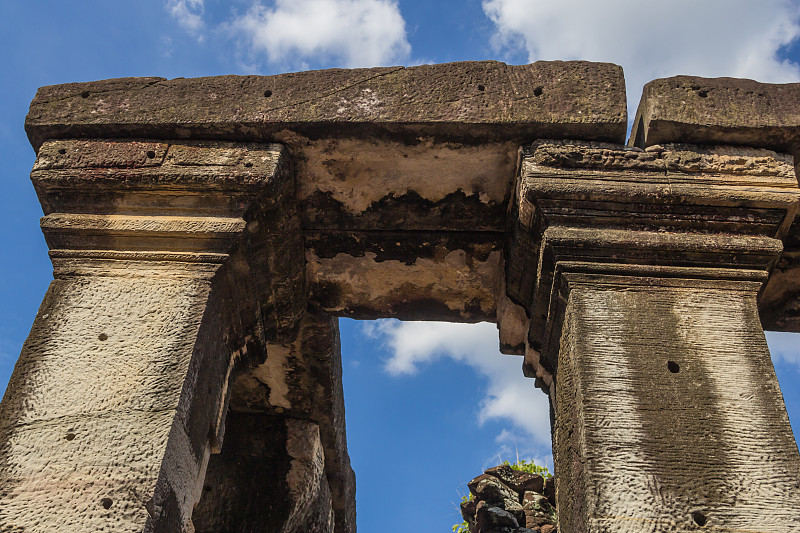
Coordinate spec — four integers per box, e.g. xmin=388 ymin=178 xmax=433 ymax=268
xmin=25 ymin=61 xmax=627 ymax=150
xmin=511 ymin=140 xmax=800 ymax=531
xmin=0 ymin=140 xmax=304 ymax=531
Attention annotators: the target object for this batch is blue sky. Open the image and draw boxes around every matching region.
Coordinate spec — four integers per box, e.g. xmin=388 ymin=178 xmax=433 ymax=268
xmin=2 ymin=1 xmax=800 ymax=532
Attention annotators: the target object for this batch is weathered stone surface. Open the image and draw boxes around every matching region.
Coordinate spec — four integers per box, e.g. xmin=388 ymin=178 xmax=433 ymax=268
xmin=517 ymin=138 xmax=800 ymax=531
xmin=192 ymin=413 xmax=293 ymax=532
xmin=476 ymin=502 xmax=520 ymax=531
xmin=485 ymin=464 xmax=544 ymax=494
xmin=461 ymin=497 xmax=477 ymax=521
xmin=629 ymin=75 xmax=800 ymax=151
xmin=521 ymin=491 xmax=551 ymax=512
xmin=306 ymin=231 xmax=501 ymax=321
xmin=284 ymin=419 xmax=335 ymax=533
xmin=552 ymin=275 xmax=800 ymax=532
xmin=298 ymin=139 xmax=516 ymax=232
xmin=30 ymin=138 xmax=305 ymax=343
xmin=25 ymin=61 xmax=627 ymax=150
xmin=194 ymin=415 xmax=338 ymax=533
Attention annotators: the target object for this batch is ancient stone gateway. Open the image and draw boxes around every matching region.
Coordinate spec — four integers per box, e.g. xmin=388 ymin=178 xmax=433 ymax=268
xmin=1 ymin=61 xmax=800 ymax=532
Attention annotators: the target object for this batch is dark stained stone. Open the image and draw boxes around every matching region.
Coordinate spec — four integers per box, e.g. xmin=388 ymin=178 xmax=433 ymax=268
xmin=25 ymin=61 xmax=627 ymax=150
xmin=485 ymin=464 xmax=545 ymax=494
xmin=629 ymin=75 xmax=800 ymax=151
xmin=461 ymin=497 xmax=477 ymax=523
xmin=476 ymin=502 xmax=519 ymax=531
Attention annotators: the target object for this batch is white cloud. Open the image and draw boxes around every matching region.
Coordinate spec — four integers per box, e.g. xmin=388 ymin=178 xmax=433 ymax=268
xmin=369 ymin=320 xmax=551 ymax=447
xmin=766 ymin=331 xmax=800 ymax=370
xmin=166 ymin=0 xmax=206 ymax=36
xmin=229 ymin=0 xmax=411 ymax=69
xmin=482 ymin=0 xmax=800 ymax=120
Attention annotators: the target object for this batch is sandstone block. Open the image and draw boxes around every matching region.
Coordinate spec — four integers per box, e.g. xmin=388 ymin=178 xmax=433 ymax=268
xmin=485 ymin=464 xmax=544 ymax=494
xmin=460 ymin=497 xmax=477 ymax=523
xmin=629 ymin=75 xmax=800 ymax=151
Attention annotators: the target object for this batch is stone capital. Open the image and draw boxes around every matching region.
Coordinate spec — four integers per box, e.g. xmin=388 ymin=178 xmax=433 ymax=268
xmin=506 ymin=139 xmax=800 ymax=378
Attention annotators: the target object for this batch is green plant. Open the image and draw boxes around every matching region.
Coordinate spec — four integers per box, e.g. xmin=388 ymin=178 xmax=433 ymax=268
xmin=500 ymin=458 xmax=551 ymax=478
xmin=452 ymin=459 xmax=551 ymax=533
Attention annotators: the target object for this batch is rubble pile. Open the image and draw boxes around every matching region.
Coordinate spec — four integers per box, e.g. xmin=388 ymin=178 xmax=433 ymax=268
xmin=460 ymin=465 xmax=557 ymax=533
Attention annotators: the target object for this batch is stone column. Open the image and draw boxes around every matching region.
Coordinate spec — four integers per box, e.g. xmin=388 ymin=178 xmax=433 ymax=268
xmin=0 ymin=139 xmax=303 ymax=532
xmin=508 ymin=140 xmax=800 ymax=532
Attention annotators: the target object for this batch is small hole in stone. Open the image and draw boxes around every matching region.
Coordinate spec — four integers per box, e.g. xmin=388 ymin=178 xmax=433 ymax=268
xmin=98 ymin=333 xmax=108 ymax=341
xmin=692 ymin=511 xmax=707 ymax=526
xmin=668 ymin=361 xmax=680 ymax=373
xmin=264 ymin=89 xmax=273 ymax=97
xmin=146 ymin=150 xmax=156 ymax=159
xmin=81 ymin=91 xmax=90 ymax=98
xmin=101 ymin=498 xmax=113 ymax=510
xmin=65 ymin=433 xmax=76 ymax=441
xmin=477 ymin=84 xmax=485 ymax=91
xmin=203 ymin=485 xmax=212 ymax=492
xmin=245 ymin=162 xmax=253 ymax=168
xmin=533 ymin=86 xmax=544 ymax=97
xmin=698 ymin=90 xmax=708 ymax=98
xmin=58 ymin=149 xmax=66 ymax=155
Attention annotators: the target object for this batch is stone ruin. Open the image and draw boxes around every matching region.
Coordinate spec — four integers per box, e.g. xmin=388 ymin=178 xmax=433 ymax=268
xmin=1 ymin=60 xmax=800 ymax=532
xmin=461 ymin=464 xmax=557 ymax=533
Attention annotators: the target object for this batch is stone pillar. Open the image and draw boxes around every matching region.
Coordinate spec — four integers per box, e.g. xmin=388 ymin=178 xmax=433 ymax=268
xmin=0 ymin=139 xmax=303 ymax=532
xmin=508 ymin=140 xmax=800 ymax=532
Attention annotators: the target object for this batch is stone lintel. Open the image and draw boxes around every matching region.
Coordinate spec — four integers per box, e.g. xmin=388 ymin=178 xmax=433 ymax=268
xmin=25 ymin=61 xmax=627 ymax=151
xmin=306 ymin=230 xmax=502 ymax=322
xmin=629 ymin=75 xmax=800 ymax=152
